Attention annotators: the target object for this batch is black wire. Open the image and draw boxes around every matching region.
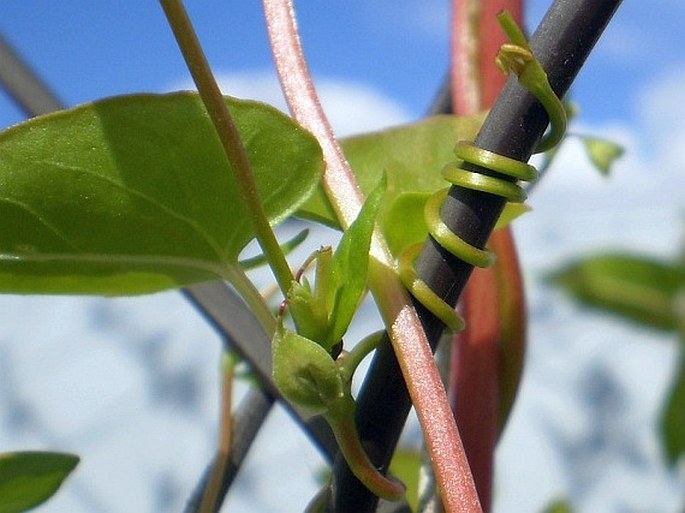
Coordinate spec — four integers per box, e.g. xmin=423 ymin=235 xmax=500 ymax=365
xmin=328 ymin=1 xmax=623 ymax=511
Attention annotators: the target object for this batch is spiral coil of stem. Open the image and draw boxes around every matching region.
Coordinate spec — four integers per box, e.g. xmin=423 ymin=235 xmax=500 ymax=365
xmin=399 ymin=10 xmax=567 ymax=332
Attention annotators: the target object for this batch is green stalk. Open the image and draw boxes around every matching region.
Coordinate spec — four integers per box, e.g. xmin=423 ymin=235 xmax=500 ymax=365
xmin=325 ymin=396 xmax=405 ymax=501
xmin=159 ymin=0 xmax=294 ymax=298
xmin=223 ymin=265 xmax=277 ymax=334
xmin=337 ymin=331 xmax=384 ymax=384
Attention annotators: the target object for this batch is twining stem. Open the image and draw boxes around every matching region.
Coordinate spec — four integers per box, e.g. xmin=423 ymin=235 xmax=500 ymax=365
xmin=337 ymin=331 xmax=384 ymax=384
xmin=325 ymin=396 xmax=405 ymax=501
xmin=262 ymin=1 xmax=481 ymax=511
xmin=495 ymin=11 xmax=566 ymax=153
xmin=159 ymin=0 xmax=294 ymax=298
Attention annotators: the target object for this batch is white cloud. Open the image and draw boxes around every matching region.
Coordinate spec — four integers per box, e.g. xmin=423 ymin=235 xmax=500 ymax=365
xmin=498 ymin=66 xmax=685 ymax=512
xmin=636 ymin=66 xmax=685 ymax=166
xmin=169 ymin=70 xmax=412 ymax=137
xmin=394 ymin=0 xmax=450 ymax=41
xmin=359 ymin=0 xmax=449 ymax=42
xmin=524 ymin=63 xmax=685 ymax=255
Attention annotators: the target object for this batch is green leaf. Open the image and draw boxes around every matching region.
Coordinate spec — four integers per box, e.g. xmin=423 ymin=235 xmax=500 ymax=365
xmin=541 ymin=497 xmax=574 ymax=513
xmin=272 ymin=323 xmax=344 ymax=414
xmin=296 ymin=114 xmax=484 ymax=250
xmin=239 ymin=228 xmax=309 ymax=270
xmin=661 ymin=350 xmax=685 ymax=465
xmin=381 ymin=191 xmax=431 ymax=255
xmin=0 ymin=92 xmax=323 ymax=295
xmin=0 ymin=451 xmax=79 ymax=513
xmin=326 ymin=175 xmax=386 ymax=346
xmin=494 ymin=203 xmax=531 ymax=229
xmin=388 ymin=449 xmax=421 ymax=513
xmin=580 ymin=136 xmax=624 ymax=176
xmin=549 ymin=253 xmax=685 ymax=332
xmin=382 ymin=192 xmax=530 ymax=256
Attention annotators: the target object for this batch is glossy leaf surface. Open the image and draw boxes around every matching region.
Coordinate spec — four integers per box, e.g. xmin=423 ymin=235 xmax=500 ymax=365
xmin=0 ymin=451 xmax=78 ymax=513
xmin=388 ymin=449 xmax=421 ymax=512
xmin=297 ymin=115 xmax=484 ymax=250
xmin=0 ymin=93 xmax=322 ymax=295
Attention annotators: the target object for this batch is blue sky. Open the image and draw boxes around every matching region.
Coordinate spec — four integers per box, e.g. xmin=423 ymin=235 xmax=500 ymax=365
xmin=0 ymin=1 xmax=682 ymax=132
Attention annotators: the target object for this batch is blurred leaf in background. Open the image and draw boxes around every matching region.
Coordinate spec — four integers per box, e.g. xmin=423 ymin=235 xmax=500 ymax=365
xmin=550 ymin=250 xmax=685 ymax=464
xmin=0 ymin=451 xmax=79 ymax=513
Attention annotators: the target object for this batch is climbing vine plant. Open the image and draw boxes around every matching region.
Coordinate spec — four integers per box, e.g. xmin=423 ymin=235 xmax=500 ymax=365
xmin=0 ymin=1 xmax=629 ymax=512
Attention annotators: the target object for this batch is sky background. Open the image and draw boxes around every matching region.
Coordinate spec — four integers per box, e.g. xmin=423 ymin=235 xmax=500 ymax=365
xmin=0 ymin=1 xmax=684 ymax=512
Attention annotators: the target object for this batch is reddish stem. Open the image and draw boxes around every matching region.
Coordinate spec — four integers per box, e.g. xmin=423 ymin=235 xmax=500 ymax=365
xmin=451 ymin=0 xmax=481 ymax=115
xmin=262 ymin=1 xmax=482 ymax=510
xmin=450 ymin=228 xmax=527 ymax=513
xmin=479 ymin=1 xmax=523 ymax=108
xmin=449 ymin=1 xmax=525 ymax=511
xmin=452 ymin=0 xmax=523 ymax=116
xmin=450 ymin=262 xmax=500 ymax=513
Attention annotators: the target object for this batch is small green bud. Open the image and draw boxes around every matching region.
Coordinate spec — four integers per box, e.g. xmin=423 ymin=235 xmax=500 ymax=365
xmin=272 ymin=323 xmax=344 ymax=414
xmin=287 ymin=279 xmax=330 ymax=345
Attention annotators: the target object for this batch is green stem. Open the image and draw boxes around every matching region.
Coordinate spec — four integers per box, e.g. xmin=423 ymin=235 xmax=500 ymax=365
xmin=337 ymin=331 xmax=384 ymax=384
xmin=325 ymin=395 xmax=405 ymax=501
xmin=496 ymin=10 xmax=567 ymax=153
xmin=160 ymin=0 xmax=294 ymax=297
xmin=223 ymin=265 xmax=276 ymax=334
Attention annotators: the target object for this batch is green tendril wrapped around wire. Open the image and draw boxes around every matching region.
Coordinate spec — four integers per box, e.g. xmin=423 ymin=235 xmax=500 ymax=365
xmin=399 ymin=10 xmax=567 ymax=332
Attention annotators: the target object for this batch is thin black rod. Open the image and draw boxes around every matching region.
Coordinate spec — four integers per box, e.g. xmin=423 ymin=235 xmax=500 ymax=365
xmin=329 ymin=0 xmax=623 ymax=511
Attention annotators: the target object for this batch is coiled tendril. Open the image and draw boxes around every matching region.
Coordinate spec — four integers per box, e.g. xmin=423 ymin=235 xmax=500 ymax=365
xmin=399 ymin=11 xmax=567 ymax=332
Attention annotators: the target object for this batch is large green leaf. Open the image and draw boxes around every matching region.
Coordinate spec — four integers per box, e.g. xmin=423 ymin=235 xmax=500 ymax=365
xmin=0 ymin=93 xmax=323 ymax=295
xmin=297 ymin=114 xmax=485 ymax=254
xmin=0 ymin=451 xmax=79 ymax=513
xmin=549 ymin=253 xmax=685 ymax=331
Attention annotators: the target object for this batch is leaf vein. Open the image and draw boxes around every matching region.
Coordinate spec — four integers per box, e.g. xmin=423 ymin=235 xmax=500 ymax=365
xmin=0 ymin=197 xmax=79 ymax=251
xmin=31 ymin=158 xmax=229 ymax=261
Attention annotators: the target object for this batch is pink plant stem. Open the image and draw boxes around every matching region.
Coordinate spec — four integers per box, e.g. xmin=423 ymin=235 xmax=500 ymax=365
xmin=478 ymin=0 xmax=523 ymax=108
xmin=452 ymin=0 xmax=523 ymax=117
xmin=262 ymin=0 xmax=482 ymax=511
xmin=451 ymin=0 xmax=481 ymax=115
